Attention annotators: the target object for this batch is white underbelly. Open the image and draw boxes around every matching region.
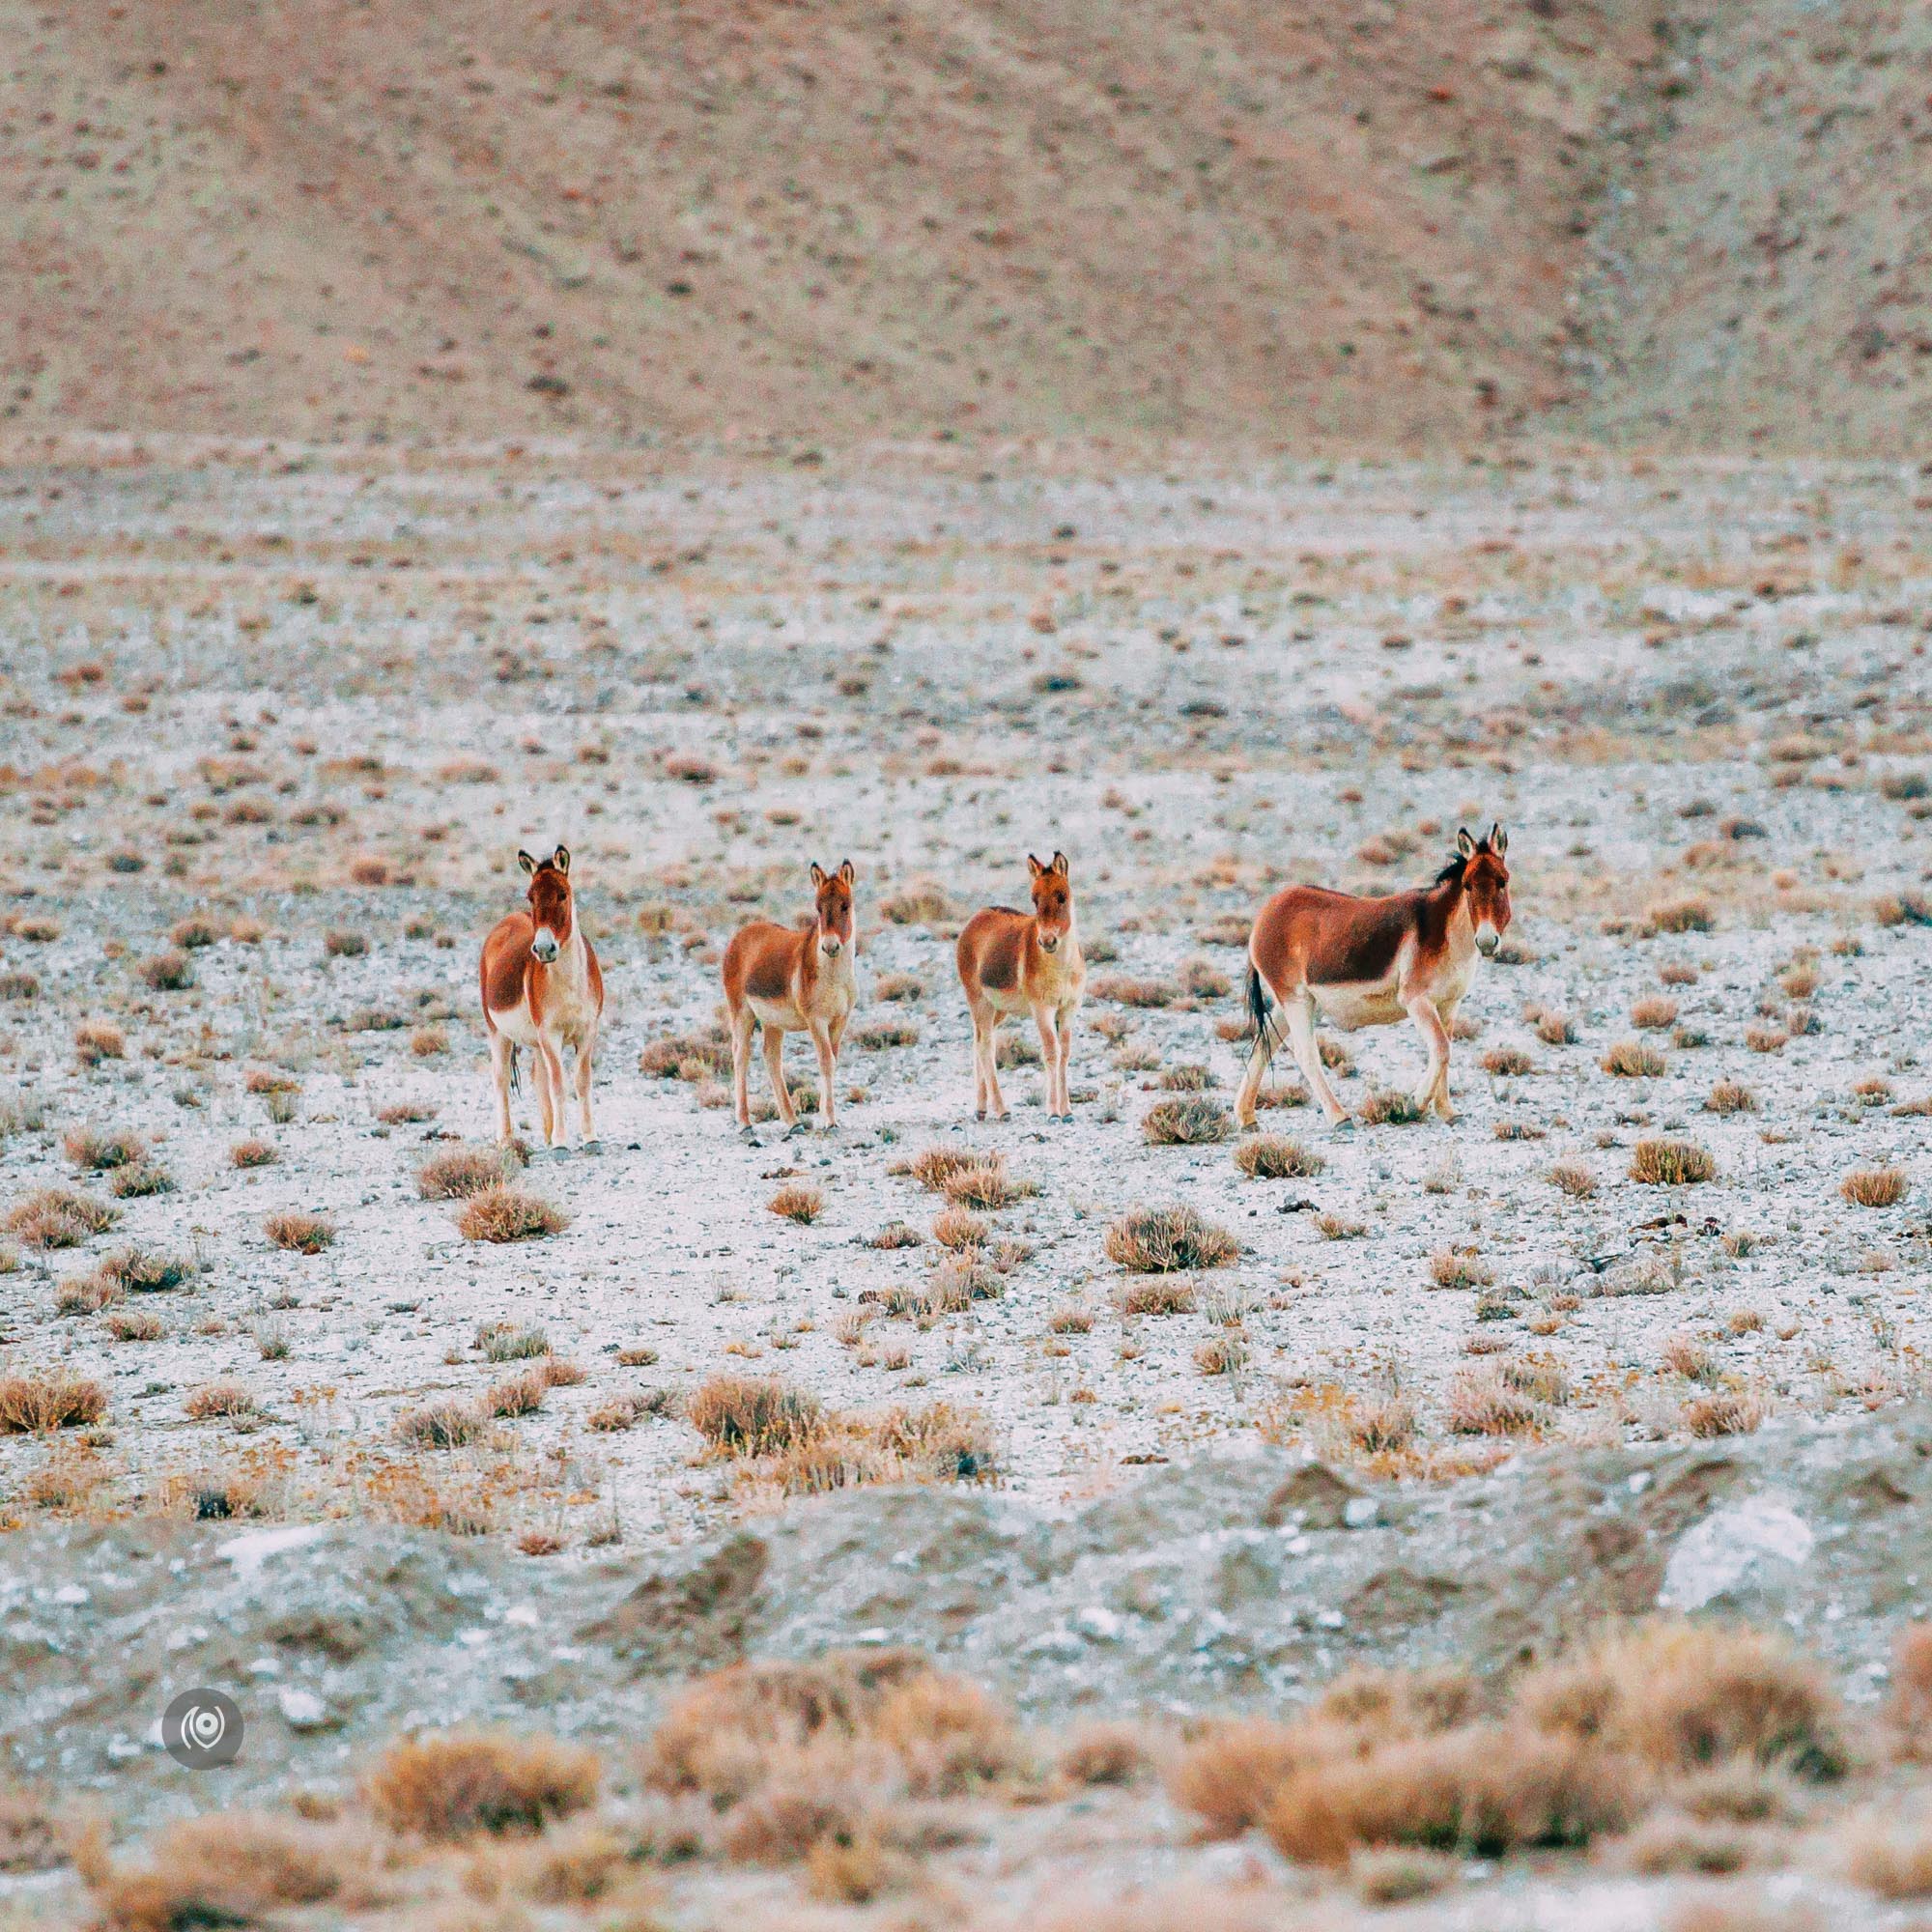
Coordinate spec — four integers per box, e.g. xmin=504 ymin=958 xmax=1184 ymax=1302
xmin=1309 ymin=980 xmax=1405 ymax=1031
xmin=750 ymin=996 xmax=807 ymax=1032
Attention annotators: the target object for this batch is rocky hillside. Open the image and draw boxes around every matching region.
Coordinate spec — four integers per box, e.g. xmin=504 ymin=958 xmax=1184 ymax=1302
xmin=10 ymin=1401 xmax=1925 ymax=1829
xmin=4 ymin=1 xmax=1926 ymax=452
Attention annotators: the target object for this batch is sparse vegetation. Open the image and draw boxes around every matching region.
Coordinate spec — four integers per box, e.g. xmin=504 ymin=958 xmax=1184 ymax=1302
xmin=265 ymin=1210 xmax=335 ymax=1253
xmin=1105 ymin=1205 xmax=1238 ymax=1273
xmin=458 ymin=1187 xmax=568 ymax=1242
xmin=1842 ymin=1168 xmax=1907 ymax=1208
xmin=1143 ymin=1096 xmax=1234 ymax=1145
xmin=1234 ymin=1135 xmax=1323 ymax=1179
xmin=1632 ymin=1139 xmax=1717 ymax=1185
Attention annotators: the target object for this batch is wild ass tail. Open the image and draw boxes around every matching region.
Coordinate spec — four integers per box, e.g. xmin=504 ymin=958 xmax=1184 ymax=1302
xmin=1245 ymin=962 xmax=1280 ymax=1063
xmin=505 ymin=1042 xmax=523 ymax=1094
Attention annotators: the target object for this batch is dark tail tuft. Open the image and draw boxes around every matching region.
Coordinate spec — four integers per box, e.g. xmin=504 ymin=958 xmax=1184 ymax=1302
xmin=1245 ymin=964 xmax=1279 ymax=1061
xmin=506 ymin=1042 xmax=523 ymax=1094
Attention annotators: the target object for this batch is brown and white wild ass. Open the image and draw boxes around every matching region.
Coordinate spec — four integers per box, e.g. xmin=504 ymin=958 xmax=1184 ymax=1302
xmin=722 ymin=861 xmax=858 ymax=1141
xmin=480 ymin=845 xmax=605 ymax=1148
xmin=1235 ymin=825 xmax=1511 ymax=1129
xmin=955 ymin=851 xmax=1085 ymax=1122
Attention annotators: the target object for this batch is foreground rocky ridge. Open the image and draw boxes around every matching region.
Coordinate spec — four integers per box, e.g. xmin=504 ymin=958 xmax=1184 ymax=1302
xmin=9 ymin=1397 xmax=1926 ymax=1828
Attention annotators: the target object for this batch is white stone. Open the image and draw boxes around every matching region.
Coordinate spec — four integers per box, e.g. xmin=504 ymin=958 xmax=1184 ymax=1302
xmin=1659 ymin=1493 xmax=1814 ymax=1612
xmin=277 ymin=1688 xmax=328 ymax=1729
xmin=218 ymin=1524 xmax=328 ymax=1577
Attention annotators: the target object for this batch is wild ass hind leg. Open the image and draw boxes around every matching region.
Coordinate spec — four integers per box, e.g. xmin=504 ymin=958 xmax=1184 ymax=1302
xmin=1283 ymin=991 xmax=1350 ymax=1127
xmin=528 ymin=1040 xmax=557 ymax=1147
xmin=728 ymin=1002 xmax=758 ymax=1140
xmin=974 ymin=1004 xmax=1009 ymax=1122
xmin=1234 ymin=987 xmax=1277 ymax=1130
xmin=1404 ymin=990 xmax=1454 ymax=1122
xmin=762 ymin=1025 xmax=800 ymax=1133
xmin=487 ymin=1028 xmax=517 ymax=1145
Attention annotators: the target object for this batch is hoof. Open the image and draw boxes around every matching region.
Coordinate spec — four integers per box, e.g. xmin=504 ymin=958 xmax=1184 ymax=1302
xmin=1328 ymin=1115 xmax=1357 ymax=1135
xmin=579 ymin=1138 xmax=603 ymax=1156
xmin=974 ymin=1110 xmax=986 ymax=1122
xmin=738 ymin=1125 xmax=760 ymax=1146
xmin=783 ymin=1122 xmax=810 ymax=1140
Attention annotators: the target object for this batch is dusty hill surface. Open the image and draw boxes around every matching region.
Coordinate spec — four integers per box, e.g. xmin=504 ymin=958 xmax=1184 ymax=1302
xmin=3 ymin=0 xmax=1664 ymax=447
xmin=1565 ymin=0 xmax=1932 ymax=456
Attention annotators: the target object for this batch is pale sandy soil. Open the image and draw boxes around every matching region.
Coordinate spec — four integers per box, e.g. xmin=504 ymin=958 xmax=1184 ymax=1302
xmin=1 ymin=441 xmax=1928 ymax=1552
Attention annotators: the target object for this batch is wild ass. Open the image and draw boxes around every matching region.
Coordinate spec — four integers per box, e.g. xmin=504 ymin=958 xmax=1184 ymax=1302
xmin=722 ymin=861 xmax=858 ymax=1140
xmin=954 ymin=851 xmax=1086 ymax=1122
xmin=479 ymin=844 xmax=604 ymax=1148
xmin=1236 ymin=825 xmax=1512 ymax=1128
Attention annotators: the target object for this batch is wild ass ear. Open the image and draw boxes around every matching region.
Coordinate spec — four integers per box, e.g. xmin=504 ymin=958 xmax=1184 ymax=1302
xmin=1050 ymin=850 xmax=1069 ymax=876
xmin=1027 ymin=853 xmax=1048 ymax=879
xmin=810 ymin=862 xmax=828 ymax=888
xmin=517 ymin=849 xmax=538 ymax=877
xmin=552 ymin=844 xmax=571 ymax=875
xmin=1456 ymin=827 xmax=1477 ymax=860
xmin=1490 ymin=822 xmax=1508 ymax=856
xmin=837 ymin=859 xmax=855 ymax=886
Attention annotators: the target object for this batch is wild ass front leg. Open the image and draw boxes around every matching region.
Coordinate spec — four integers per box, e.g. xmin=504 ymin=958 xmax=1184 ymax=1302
xmin=1031 ymin=1002 xmax=1061 ymax=1120
xmin=808 ymin=1018 xmax=838 ymax=1130
xmin=1403 ymin=991 xmax=1454 ymax=1122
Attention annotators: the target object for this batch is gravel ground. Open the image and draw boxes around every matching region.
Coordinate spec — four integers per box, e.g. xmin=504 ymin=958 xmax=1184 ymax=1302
xmin=1 ymin=440 xmax=1928 ymax=1553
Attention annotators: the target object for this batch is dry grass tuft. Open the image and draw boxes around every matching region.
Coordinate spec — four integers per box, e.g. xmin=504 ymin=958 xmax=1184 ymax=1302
xmin=768 ymin=1183 xmax=824 ymax=1224
xmin=63 ymin=1125 xmax=146 ymax=1172
xmin=1359 ymin=1089 xmax=1426 ymax=1125
xmin=1105 ymin=1205 xmax=1238 ymax=1273
xmin=1234 ymin=1135 xmax=1323 ymax=1179
xmin=1445 ymin=1366 xmax=1542 ymax=1436
xmin=417 ymin=1145 xmax=519 ymax=1200
xmin=930 ymin=1206 xmax=988 ymax=1250
xmin=91 ymin=1812 xmax=345 ymax=1931
xmin=1706 ymin=1080 xmax=1758 ymax=1115
xmin=1684 ymin=1391 xmax=1765 ymax=1437
xmin=868 ymin=1220 xmax=922 ymax=1250
xmin=688 ymin=1375 xmax=824 ymax=1456
xmin=1143 ymin=1096 xmax=1234 ymax=1146
xmin=942 ymin=1157 xmax=1034 ymax=1209
xmin=1548 ymin=1160 xmax=1597 ymax=1199
xmin=364 ymin=1731 xmax=600 ymax=1839
xmin=74 ymin=1020 xmax=126 ymax=1065
xmin=265 ymin=1209 xmax=335 ymax=1253
xmin=393 ymin=1400 xmax=487 ymax=1449
xmin=1631 ymin=1139 xmax=1717 ymax=1185
xmin=900 ymin=1145 xmax=984 ymax=1192
xmin=1604 ymin=1039 xmax=1666 ymax=1078
xmin=1650 ymin=896 xmax=1715 ymax=933
xmin=1632 ymin=995 xmax=1680 ymax=1031
xmin=1841 ymin=1808 xmax=1932 ymax=1898
xmin=1518 ymin=1620 xmax=1843 ymax=1778
xmin=0 ymin=1370 xmax=107 ymax=1434
xmin=1481 ymin=1046 xmax=1534 ymax=1077
xmin=7 ymin=1188 xmax=119 ymax=1249
xmin=1059 ymin=1723 xmax=1151 ymax=1788
xmin=185 ymin=1380 xmax=258 ymax=1421
xmin=230 ymin=1137 xmax=279 ymax=1169
xmin=1841 ymin=1167 xmax=1907 ymax=1208
xmin=459 ymin=1187 xmax=568 ymax=1242
xmin=643 ymin=1650 xmax=1020 ymax=1850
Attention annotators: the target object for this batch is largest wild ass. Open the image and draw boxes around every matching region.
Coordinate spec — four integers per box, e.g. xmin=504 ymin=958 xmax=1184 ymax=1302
xmin=723 ymin=861 xmax=858 ymax=1141
xmin=480 ymin=845 xmax=604 ymax=1147
xmin=1236 ymin=825 xmax=1511 ymax=1128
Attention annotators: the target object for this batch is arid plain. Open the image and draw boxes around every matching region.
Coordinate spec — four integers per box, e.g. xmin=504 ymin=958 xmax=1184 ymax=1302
xmin=2 ymin=441 xmax=1931 ymax=1928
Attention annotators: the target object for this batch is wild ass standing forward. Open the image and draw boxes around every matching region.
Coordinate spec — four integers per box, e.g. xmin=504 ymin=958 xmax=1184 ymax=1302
xmin=954 ymin=851 xmax=1086 ymax=1122
xmin=722 ymin=861 xmax=858 ymax=1141
xmin=480 ymin=845 xmax=604 ymax=1148
xmin=1236 ymin=825 xmax=1512 ymax=1128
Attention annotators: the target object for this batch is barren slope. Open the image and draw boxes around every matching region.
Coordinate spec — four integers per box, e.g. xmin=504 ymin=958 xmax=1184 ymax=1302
xmin=3 ymin=0 xmax=1659 ymax=446
xmin=1567 ymin=0 xmax=1932 ymax=457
